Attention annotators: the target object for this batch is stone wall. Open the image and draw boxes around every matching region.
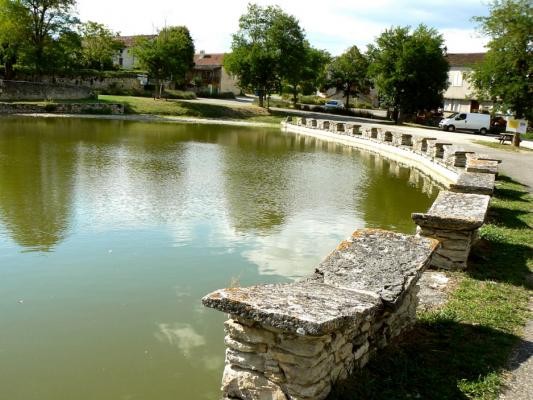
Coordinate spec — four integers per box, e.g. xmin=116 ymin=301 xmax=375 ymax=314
xmin=203 ymin=117 xmax=499 ymax=399
xmin=0 ymin=80 xmax=92 ymax=101
xmin=204 ymin=229 xmax=438 ymax=400
xmin=0 ymin=102 xmax=124 ymax=115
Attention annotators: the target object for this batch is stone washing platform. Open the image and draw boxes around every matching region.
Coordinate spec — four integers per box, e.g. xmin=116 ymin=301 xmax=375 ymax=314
xmin=203 ymin=229 xmax=438 ymax=400
xmin=412 ymin=191 xmax=490 ymax=270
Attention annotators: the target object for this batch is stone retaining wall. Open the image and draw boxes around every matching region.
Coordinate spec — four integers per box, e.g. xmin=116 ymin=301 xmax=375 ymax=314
xmin=0 ymin=79 xmax=92 ymax=101
xmin=0 ymin=102 xmax=124 ymax=115
xmin=203 ymin=117 xmax=499 ymax=399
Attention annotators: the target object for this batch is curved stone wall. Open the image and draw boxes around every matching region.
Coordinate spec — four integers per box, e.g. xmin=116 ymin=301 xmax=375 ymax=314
xmin=202 ymin=117 xmax=499 ymax=400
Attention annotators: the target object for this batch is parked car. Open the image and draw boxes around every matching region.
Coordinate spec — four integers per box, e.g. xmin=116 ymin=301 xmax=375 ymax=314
xmin=490 ymin=116 xmax=507 ymax=134
xmin=439 ymin=112 xmax=490 ymax=135
xmin=323 ymin=100 xmax=345 ymax=110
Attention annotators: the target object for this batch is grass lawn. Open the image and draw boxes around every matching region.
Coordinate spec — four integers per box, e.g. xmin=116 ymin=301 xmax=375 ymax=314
xmin=473 ymin=140 xmax=533 ymax=153
xmin=98 ymin=95 xmax=285 ymax=123
xmin=330 ymin=176 xmax=532 ymax=400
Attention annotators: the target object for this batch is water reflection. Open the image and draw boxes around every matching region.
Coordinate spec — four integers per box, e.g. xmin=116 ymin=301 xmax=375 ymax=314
xmin=0 ymin=119 xmax=76 ymax=251
xmin=0 ymin=116 xmax=440 ymax=400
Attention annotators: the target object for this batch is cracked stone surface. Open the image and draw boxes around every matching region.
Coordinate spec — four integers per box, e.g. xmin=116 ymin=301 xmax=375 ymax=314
xmin=203 ymin=229 xmax=438 ymax=336
xmin=312 ymin=229 xmax=438 ymax=308
xmin=412 ymin=191 xmax=490 ymax=230
xmin=202 ymin=281 xmax=380 ymax=336
xmin=450 ymin=172 xmax=495 ymax=195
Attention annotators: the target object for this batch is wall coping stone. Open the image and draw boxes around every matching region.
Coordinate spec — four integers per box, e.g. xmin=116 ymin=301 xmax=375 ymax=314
xmin=450 ymin=172 xmax=495 ymax=195
xmin=203 ymin=229 xmax=438 ymax=336
xmin=412 ymin=191 xmax=490 ymax=230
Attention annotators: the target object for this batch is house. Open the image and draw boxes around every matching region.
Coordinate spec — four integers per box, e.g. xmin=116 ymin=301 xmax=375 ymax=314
xmin=189 ymin=52 xmax=240 ymax=95
xmin=443 ymin=53 xmax=492 ymax=113
xmin=113 ymin=35 xmax=156 ymax=69
xmin=113 ymin=36 xmax=240 ymax=95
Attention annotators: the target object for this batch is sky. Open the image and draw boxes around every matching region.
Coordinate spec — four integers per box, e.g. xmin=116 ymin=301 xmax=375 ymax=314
xmin=76 ymin=0 xmax=490 ymax=55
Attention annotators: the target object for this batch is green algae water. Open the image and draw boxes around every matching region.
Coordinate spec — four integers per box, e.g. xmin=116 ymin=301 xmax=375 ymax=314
xmin=0 ymin=116 xmax=438 ymax=400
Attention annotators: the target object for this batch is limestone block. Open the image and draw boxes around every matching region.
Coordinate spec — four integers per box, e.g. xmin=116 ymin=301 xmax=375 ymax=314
xmin=279 ymin=354 xmax=334 ymax=386
xmin=318 ymin=120 xmax=330 ymax=131
xmin=225 ymin=336 xmax=268 ymax=353
xmin=450 ymin=172 xmax=495 ymax=196
xmin=313 ymin=229 xmax=438 ymax=308
xmin=412 ymin=191 xmax=490 ymax=231
xmin=270 ymin=349 xmax=328 ymax=368
xmin=466 ymin=158 xmax=499 ymax=174
xmin=334 ymin=342 xmax=353 ymax=363
xmin=222 ymin=364 xmax=288 ymax=400
xmin=284 ymin=379 xmax=330 ymax=400
xmin=227 ymin=348 xmax=266 ymax=372
xmin=225 ymin=319 xmax=276 ymax=345
xmin=277 ymin=335 xmax=330 ymax=357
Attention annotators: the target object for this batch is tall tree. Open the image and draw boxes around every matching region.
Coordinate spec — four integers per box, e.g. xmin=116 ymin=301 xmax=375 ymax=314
xmin=328 ymin=46 xmax=370 ymax=108
xmin=0 ymin=0 xmax=26 ymax=78
xmin=470 ymin=0 xmax=532 ymax=120
xmin=224 ymin=4 xmax=306 ymax=107
xmin=81 ymin=21 xmax=122 ymax=71
xmin=134 ymin=26 xmax=195 ymax=98
xmin=368 ymin=25 xmax=449 ymax=124
xmin=285 ymin=44 xmax=330 ymax=104
xmin=17 ymin=0 xmax=79 ymax=74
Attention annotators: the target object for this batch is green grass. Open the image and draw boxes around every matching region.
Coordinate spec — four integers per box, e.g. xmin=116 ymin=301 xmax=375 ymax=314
xmin=330 ymin=177 xmax=532 ymax=400
xmin=98 ymin=95 xmax=284 ymax=123
xmin=473 ymin=140 xmax=533 ymax=153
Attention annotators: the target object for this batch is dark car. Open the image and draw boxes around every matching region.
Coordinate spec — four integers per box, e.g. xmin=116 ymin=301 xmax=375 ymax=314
xmin=490 ymin=116 xmax=507 ymax=134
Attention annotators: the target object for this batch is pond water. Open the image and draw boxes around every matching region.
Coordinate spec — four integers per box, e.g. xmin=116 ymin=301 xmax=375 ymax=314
xmin=0 ymin=117 xmax=439 ymax=400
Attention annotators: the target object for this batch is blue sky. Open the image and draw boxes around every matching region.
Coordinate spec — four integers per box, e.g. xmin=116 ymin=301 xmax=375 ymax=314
xmin=77 ymin=0 xmax=490 ymax=54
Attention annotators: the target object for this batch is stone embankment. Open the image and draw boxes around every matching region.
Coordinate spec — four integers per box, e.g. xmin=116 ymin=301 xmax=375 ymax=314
xmin=0 ymin=79 xmax=92 ymax=101
xmin=202 ymin=117 xmax=499 ymax=400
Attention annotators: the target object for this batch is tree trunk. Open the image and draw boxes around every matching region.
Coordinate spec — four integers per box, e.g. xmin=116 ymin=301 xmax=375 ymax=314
xmin=258 ymin=88 xmax=264 ymax=108
xmin=392 ymin=107 xmax=399 ymax=124
xmin=512 ymin=133 xmax=521 ymax=147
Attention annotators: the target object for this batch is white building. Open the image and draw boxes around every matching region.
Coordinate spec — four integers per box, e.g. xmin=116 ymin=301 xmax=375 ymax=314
xmin=443 ymin=53 xmax=492 ymax=113
xmin=113 ymin=35 xmax=156 ymax=69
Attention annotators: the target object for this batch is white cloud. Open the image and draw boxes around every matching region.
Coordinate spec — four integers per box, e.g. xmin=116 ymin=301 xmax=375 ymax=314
xmin=155 ymin=323 xmax=206 ymax=357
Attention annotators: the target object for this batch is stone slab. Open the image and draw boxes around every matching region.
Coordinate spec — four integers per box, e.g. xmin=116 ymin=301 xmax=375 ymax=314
xmin=466 ymin=158 xmax=499 ymax=174
xmin=450 ymin=172 xmax=495 ymax=195
xmin=412 ymin=191 xmax=490 ymax=230
xmin=312 ymin=229 xmax=438 ymax=308
xmin=203 ymin=281 xmax=380 ymax=336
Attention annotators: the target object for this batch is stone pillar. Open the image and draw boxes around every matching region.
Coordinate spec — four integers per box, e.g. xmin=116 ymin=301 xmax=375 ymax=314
xmin=319 ymin=120 xmax=330 ymax=131
xmin=412 ymin=191 xmax=490 ymax=270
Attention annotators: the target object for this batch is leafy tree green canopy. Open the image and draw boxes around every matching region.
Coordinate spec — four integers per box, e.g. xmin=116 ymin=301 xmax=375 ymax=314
xmin=471 ymin=0 xmax=533 ymax=119
xmin=134 ymin=26 xmax=195 ymax=98
xmin=368 ymin=25 xmax=449 ymax=123
xmin=0 ymin=0 xmax=80 ymax=75
xmin=81 ymin=21 xmax=122 ymax=71
xmin=224 ymin=3 xmax=306 ymax=107
xmin=328 ymin=45 xmax=370 ymax=108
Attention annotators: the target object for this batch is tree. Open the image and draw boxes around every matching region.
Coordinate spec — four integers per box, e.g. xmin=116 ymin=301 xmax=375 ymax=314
xmin=328 ymin=46 xmax=370 ymax=108
xmin=81 ymin=21 xmax=122 ymax=71
xmin=285 ymin=44 xmax=330 ymax=104
xmin=470 ymin=0 xmax=532 ymax=121
xmin=0 ymin=0 xmax=26 ymax=78
xmin=134 ymin=26 xmax=195 ymax=98
xmin=368 ymin=25 xmax=449 ymax=124
xmin=224 ymin=4 xmax=306 ymax=107
xmin=16 ymin=0 xmax=80 ymax=74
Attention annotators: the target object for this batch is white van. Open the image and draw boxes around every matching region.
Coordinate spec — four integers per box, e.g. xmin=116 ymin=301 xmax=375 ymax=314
xmin=439 ymin=112 xmax=491 ymax=134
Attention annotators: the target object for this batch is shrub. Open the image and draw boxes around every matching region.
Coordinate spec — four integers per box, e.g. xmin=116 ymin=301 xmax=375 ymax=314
xmin=164 ymin=89 xmax=197 ymax=99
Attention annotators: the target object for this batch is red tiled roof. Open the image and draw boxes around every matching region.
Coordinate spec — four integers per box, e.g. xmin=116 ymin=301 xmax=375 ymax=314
xmin=117 ymin=35 xmax=157 ymax=47
xmin=446 ymin=53 xmax=485 ymax=67
xmin=194 ymin=53 xmax=225 ymax=67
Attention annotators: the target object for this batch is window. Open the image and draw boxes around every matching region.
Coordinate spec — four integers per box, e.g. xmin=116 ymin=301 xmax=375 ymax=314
xmin=449 ymin=71 xmax=463 ymax=87
xmin=456 ymin=113 xmax=467 ymax=120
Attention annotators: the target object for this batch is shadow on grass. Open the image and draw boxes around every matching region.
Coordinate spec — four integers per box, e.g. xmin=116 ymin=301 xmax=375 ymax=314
xmin=329 ymin=319 xmax=520 ymax=400
xmin=486 ymin=206 xmax=532 ymax=229
xmin=468 ymin=240 xmax=532 ymax=289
